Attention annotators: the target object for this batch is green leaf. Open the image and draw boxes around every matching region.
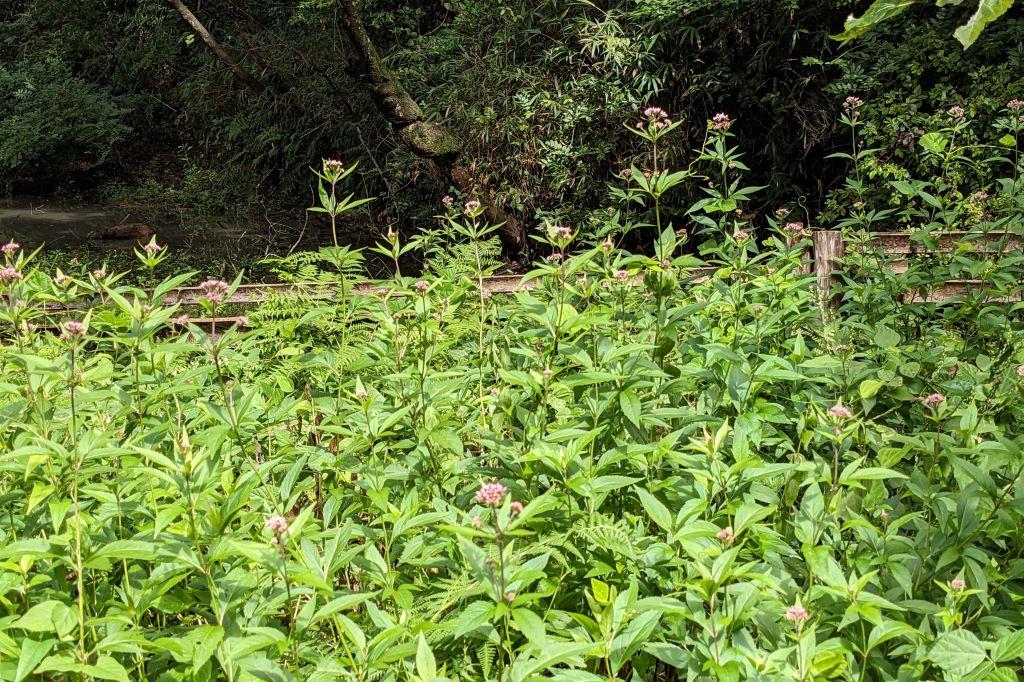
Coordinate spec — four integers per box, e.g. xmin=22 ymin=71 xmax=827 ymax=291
xmin=507 ymin=642 xmax=594 ymax=681
xmin=453 ymin=601 xmax=493 ymax=638
xmin=427 ymin=428 xmax=464 ymax=457
xmin=611 ymin=611 xmax=661 ymax=673
xmin=312 ymin=592 xmax=377 ymax=625
xmin=85 ymin=540 xmax=159 ymax=567
xmin=14 ymin=637 xmax=54 ymax=682
xmin=986 ymin=667 xmax=1019 ymax=682
xmin=859 ymin=379 xmax=883 ymax=399
xmin=619 ymin=389 xmax=642 ymax=428
xmin=84 ymin=655 xmax=131 ymax=682
xmin=643 ymin=642 xmax=688 ymax=668
xmin=12 ymin=600 xmax=75 ymax=637
xmin=512 ymin=608 xmax=547 ymax=648
xmin=999 ymin=134 xmax=1017 ymax=147
xmin=873 ymin=326 xmax=900 ymax=349
xmin=953 ymin=0 xmax=1015 ymax=47
xmin=993 ymin=630 xmax=1024 ymax=662
xmin=845 ymin=467 xmax=907 ymax=482
xmin=580 ymin=476 xmax=641 ymax=495
xmin=832 ymin=0 xmax=921 ymax=41
xmin=416 ymin=633 xmax=437 ymax=681
xmin=919 ymin=132 xmax=948 ymax=155
xmin=634 ymin=487 xmax=673 ymax=533
xmin=733 ymin=501 xmax=773 ymax=535
xmin=929 ymin=629 xmax=987 ymax=676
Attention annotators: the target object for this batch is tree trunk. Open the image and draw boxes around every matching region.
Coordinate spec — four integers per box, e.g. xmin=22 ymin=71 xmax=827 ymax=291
xmin=336 ymin=0 xmax=526 ymax=254
xmin=165 ymin=0 xmax=265 ymax=95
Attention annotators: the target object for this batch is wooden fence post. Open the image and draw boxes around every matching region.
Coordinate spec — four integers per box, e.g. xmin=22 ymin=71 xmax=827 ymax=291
xmin=812 ymin=230 xmax=844 ymax=307
xmin=790 ymin=231 xmax=812 ymax=275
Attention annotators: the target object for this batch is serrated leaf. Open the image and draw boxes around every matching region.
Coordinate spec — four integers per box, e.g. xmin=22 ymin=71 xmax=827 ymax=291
xmin=634 ymin=487 xmax=673 ymax=533
xmin=929 ymin=629 xmax=987 ymax=675
xmin=512 ymin=608 xmax=547 ymax=648
xmin=619 ymin=389 xmax=641 ymax=428
xmin=416 ymin=634 xmax=437 ymax=681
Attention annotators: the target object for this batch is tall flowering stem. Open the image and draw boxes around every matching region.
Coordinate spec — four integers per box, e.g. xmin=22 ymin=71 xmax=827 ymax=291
xmin=469 ymin=483 xmax=524 ymax=672
xmin=61 ymin=321 xmax=89 ymax=663
xmin=309 ymin=158 xmax=372 ymax=250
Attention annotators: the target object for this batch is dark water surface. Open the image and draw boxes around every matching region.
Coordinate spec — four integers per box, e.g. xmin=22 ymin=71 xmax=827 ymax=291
xmin=0 ymin=199 xmax=385 ymax=278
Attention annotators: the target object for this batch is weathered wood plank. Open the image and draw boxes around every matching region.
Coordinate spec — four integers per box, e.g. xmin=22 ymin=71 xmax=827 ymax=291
xmin=868 ymin=231 xmax=1022 ymax=255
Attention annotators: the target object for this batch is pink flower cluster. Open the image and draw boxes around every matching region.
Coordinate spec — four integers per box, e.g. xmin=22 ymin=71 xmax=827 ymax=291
xmin=474 ymin=482 xmax=508 ymax=506
xmin=828 ymin=404 xmax=853 ymax=420
xmin=464 ymin=199 xmax=481 ymax=216
xmin=950 ymin=578 xmax=966 ymax=591
xmin=948 ymin=105 xmax=966 ymax=120
xmin=922 ymin=393 xmax=945 ymax=406
xmin=1 ymin=240 xmax=19 ymax=256
xmin=785 ymin=604 xmax=809 ymax=624
xmin=323 ymin=158 xmax=345 ymax=175
xmin=265 ymin=515 xmax=289 ymax=534
xmin=1009 ymin=99 xmax=1024 ymax=111
xmin=198 ymin=279 xmax=230 ymax=304
xmin=414 ymin=280 xmax=429 ymax=293
xmin=716 ymin=526 xmax=735 ymax=543
xmin=60 ymin=321 xmax=86 ymax=340
xmin=641 ymin=106 xmax=672 ymax=131
xmin=783 ymin=221 xmax=805 ymax=235
xmin=552 ymin=225 xmax=573 ymax=242
xmin=0 ymin=267 xmax=23 ymax=284
xmin=711 ymin=112 xmax=732 ymax=131
xmin=1016 ymin=364 xmax=1024 ymax=378
xmin=842 ymin=96 xmax=863 ymax=111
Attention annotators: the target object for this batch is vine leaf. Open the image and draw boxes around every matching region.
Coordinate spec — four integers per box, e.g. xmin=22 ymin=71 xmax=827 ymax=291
xmin=953 ymin=0 xmax=1015 ymax=47
xmin=833 ymin=0 xmax=1014 ymax=48
xmin=832 ymin=0 xmax=921 ymax=41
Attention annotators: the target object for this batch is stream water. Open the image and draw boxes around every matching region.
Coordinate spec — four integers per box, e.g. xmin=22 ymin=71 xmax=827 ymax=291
xmin=0 ymin=198 xmax=379 ymax=276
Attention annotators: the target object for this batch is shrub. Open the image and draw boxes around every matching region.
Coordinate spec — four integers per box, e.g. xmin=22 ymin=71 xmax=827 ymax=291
xmin=2 ymin=117 xmax=1024 ymax=680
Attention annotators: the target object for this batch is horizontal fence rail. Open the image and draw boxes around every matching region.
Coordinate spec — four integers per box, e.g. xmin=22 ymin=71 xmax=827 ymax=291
xmin=17 ymin=229 xmax=1024 ymax=334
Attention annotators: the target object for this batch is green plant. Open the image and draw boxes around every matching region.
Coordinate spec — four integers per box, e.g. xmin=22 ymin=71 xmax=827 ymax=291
xmin=3 ymin=122 xmax=1024 ymax=680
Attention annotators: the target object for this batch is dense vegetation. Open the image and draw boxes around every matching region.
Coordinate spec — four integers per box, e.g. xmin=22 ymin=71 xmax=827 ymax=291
xmin=2 ymin=0 xmax=1022 ymax=245
xmin=3 ymin=104 xmax=1024 ymax=679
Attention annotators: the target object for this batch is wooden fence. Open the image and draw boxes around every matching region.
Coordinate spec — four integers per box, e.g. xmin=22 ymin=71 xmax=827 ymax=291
xmin=28 ymin=229 xmax=1024 ymax=332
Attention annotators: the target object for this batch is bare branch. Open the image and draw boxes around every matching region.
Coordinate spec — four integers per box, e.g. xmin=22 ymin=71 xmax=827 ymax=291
xmin=165 ymin=0 xmax=265 ymax=94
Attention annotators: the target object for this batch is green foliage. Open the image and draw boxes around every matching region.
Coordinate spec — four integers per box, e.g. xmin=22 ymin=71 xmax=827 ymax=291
xmin=835 ymin=0 xmax=1016 ymax=48
xmin=821 ymin=14 xmax=1024 ymax=223
xmin=3 ymin=122 xmax=1024 ymax=680
xmin=0 ymin=58 xmax=130 ymax=181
